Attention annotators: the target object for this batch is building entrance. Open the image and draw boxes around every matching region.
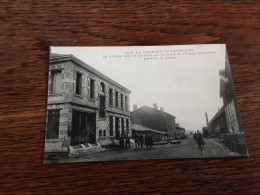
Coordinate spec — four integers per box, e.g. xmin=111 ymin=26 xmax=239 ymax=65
xmin=71 ymin=110 xmax=96 ymax=146
xmin=115 ymin=117 xmax=119 ymax=140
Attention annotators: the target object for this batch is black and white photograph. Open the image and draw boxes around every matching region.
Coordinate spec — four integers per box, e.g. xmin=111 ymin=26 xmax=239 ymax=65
xmin=44 ymin=44 xmax=248 ymax=163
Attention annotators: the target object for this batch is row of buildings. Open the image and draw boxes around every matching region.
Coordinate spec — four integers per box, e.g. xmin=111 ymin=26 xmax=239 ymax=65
xmin=206 ymin=53 xmax=247 ymax=155
xmin=45 ymin=53 xmax=185 ymax=154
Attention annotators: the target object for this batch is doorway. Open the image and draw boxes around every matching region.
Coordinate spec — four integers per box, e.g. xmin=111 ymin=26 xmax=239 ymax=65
xmin=115 ymin=117 xmax=119 ymax=140
xmin=71 ymin=110 xmax=96 ymax=146
xmin=121 ymin=118 xmax=124 ymax=136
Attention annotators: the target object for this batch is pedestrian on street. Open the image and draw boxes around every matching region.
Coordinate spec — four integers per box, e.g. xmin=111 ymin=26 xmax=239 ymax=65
xmin=134 ymin=134 xmax=140 ymax=149
xmin=145 ymin=134 xmax=149 ymax=149
xmin=139 ymin=134 xmax=144 ymax=149
xmin=148 ymin=133 xmax=153 ymax=149
xmin=119 ymin=134 xmax=125 ymax=149
xmin=125 ymin=133 xmax=131 ymax=148
xmin=195 ymin=130 xmax=204 ymax=148
xmin=89 ymin=128 xmax=96 ymax=144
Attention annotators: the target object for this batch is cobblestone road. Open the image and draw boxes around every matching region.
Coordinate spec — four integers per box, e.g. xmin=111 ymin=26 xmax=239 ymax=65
xmin=53 ymin=137 xmax=241 ymax=163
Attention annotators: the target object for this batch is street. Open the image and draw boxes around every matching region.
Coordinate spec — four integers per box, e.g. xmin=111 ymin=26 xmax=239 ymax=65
xmin=49 ymin=137 xmax=241 ymax=163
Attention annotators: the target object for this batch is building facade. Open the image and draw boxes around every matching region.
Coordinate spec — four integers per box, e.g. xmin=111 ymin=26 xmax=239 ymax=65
xmin=208 ymin=52 xmax=244 ymax=136
xmin=208 ymin=106 xmax=229 ymax=137
xmin=207 ymin=53 xmax=247 ymax=155
xmin=45 ymin=53 xmax=131 ymax=153
xmin=219 ymin=54 xmax=243 ymax=133
xmin=132 ymin=123 xmax=169 ymax=142
xmin=131 ymin=105 xmax=177 ymax=140
xmin=175 ymin=125 xmax=185 ymax=139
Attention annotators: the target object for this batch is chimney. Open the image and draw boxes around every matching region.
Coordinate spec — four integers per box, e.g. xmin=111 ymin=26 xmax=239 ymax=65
xmin=160 ymin=107 xmax=164 ymax=112
xmin=133 ymin=104 xmax=137 ymax=111
xmin=205 ymin=112 xmax=209 ymax=127
xmin=153 ymin=103 xmax=158 ymax=110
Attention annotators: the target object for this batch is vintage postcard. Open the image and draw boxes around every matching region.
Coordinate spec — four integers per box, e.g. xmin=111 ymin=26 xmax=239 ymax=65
xmin=44 ymin=44 xmax=248 ymax=163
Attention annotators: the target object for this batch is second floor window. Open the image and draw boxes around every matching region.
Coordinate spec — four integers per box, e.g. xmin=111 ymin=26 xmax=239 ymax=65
xmin=99 ymin=95 xmax=106 ymax=118
xmin=90 ymin=79 xmax=95 ymax=99
xmin=50 ymin=70 xmax=61 ymax=94
xmin=115 ymin=91 xmax=119 ymax=107
xmin=100 ymin=82 xmax=105 ymax=93
xmin=121 ymin=94 xmax=123 ymax=108
xmin=109 ymin=88 xmax=113 ymax=105
xmin=76 ymin=72 xmax=82 ymax=95
xmin=125 ymin=96 xmax=128 ymax=110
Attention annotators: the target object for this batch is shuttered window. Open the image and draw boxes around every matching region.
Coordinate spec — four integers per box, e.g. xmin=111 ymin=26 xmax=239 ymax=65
xmin=76 ymin=72 xmax=82 ymax=95
xmin=115 ymin=91 xmax=119 ymax=107
xmin=50 ymin=71 xmax=61 ymax=94
xmin=109 ymin=88 xmax=113 ymax=105
xmin=121 ymin=94 xmax=123 ymax=108
xmin=90 ymin=79 xmax=95 ymax=99
xmin=125 ymin=96 xmax=128 ymax=110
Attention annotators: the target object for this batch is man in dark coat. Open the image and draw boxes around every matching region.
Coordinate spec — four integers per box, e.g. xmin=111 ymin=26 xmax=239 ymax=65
xmin=125 ymin=133 xmax=131 ymax=148
xmin=145 ymin=134 xmax=149 ymax=149
xmin=134 ymin=134 xmax=140 ymax=149
xmin=148 ymin=133 xmax=153 ymax=149
xmin=119 ymin=134 xmax=125 ymax=149
xmin=139 ymin=134 xmax=144 ymax=149
xmin=195 ymin=130 xmax=203 ymax=148
xmin=89 ymin=128 xmax=96 ymax=144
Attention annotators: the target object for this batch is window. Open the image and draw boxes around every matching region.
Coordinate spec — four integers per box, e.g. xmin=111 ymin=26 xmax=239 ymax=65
xmin=126 ymin=119 xmax=129 ymax=132
xmin=100 ymin=82 xmax=105 ymax=93
xmin=121 ymin=94 xmax=123 ymax=108
xmin=103 ymin=129 xmax=106 ymax=137
xmin=121 ymin=118 xmax=124 ymax=135
xmin=50 ymin=71 xmax=61 ymax=94
xmin=76 ymin=72 xmax=82 ymax=95
xmin=109 ymin=116 xmax=113 ymax=136
xmin=125 ymin=96 xmax=128 ymax=110
xmin=115 ymin=91 xmax=119 ymax=107
xmin=90 ymin=79 xmax=95 ymax=99
xmin=99 ymin=129 xmax=102 ymax=137
xmin=109 ymin=88 xmax=113 ymax=105
xmin=46 ymin=110 xmax=60 ymax=139
xmin=99 ymin=95 xmax=106 ymax=118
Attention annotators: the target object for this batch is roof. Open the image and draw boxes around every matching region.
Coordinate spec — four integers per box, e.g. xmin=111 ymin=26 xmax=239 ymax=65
xmin=208 ymin=106 xmax=225 ymax=124
xmin=132 ymin=123 xmax=168 ymax=135
xmin=49 ymin=53 xmax=131 ymax=93
xmin=132 ymin=105 xmax=176 ymax=118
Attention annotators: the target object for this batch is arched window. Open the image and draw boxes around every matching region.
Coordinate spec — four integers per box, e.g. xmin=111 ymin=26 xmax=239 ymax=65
xmin=100 ymin=82 xmax=105 ymax=92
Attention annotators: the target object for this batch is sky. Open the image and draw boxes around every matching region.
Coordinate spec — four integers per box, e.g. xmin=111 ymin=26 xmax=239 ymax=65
xmin=51 ymin=44 xmax=226 ymax=131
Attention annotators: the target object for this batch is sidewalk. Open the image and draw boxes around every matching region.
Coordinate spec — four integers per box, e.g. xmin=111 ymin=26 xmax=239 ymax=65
xmin=205 ymin=138 xmax=241 ymax=157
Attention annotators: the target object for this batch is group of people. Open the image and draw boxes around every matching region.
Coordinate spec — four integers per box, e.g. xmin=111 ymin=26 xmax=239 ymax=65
xmin=119 ymin=133 xmax=154 ymax=149
xmin=134 ymin=133 xmax=153 ymax=149
xmin=193 ymin=130 xmax=205 ymax=148
xmin=119 ymin=133 xmax=131 ymax=149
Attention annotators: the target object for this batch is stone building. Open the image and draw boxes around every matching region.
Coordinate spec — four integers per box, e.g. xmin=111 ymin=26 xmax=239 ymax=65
xmin=207 ymin=53 xmax=247 ymax=155
xmin=208 ymin=106 xmax=229 ymax=137
xmin=45 ymin=53 xmax=131 ymax=153
xmin=219 ymin=54 xmax=243 ymax=133
xmin=175 ymin=124 xmax=185 ymax=139
xmin=131 ymin=104 xmax=177 ymax=140
xmin=208 ymin=52 xmax=244 ymax=136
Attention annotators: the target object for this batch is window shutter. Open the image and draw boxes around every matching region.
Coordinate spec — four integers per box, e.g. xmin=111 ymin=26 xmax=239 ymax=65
xmin=113 ymin=91 xmax=116 ymax=106
xmin=87 ymin=77 xmax=90 ymax=97
xmin=95 ymin=81 xmax=98 ymax=99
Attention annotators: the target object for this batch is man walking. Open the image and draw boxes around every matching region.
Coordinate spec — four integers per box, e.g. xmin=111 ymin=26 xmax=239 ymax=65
xmin=195 ymin=130 xmax=204 ymax=148
xmin=139 ymin=134 xmax=144 ymax=149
